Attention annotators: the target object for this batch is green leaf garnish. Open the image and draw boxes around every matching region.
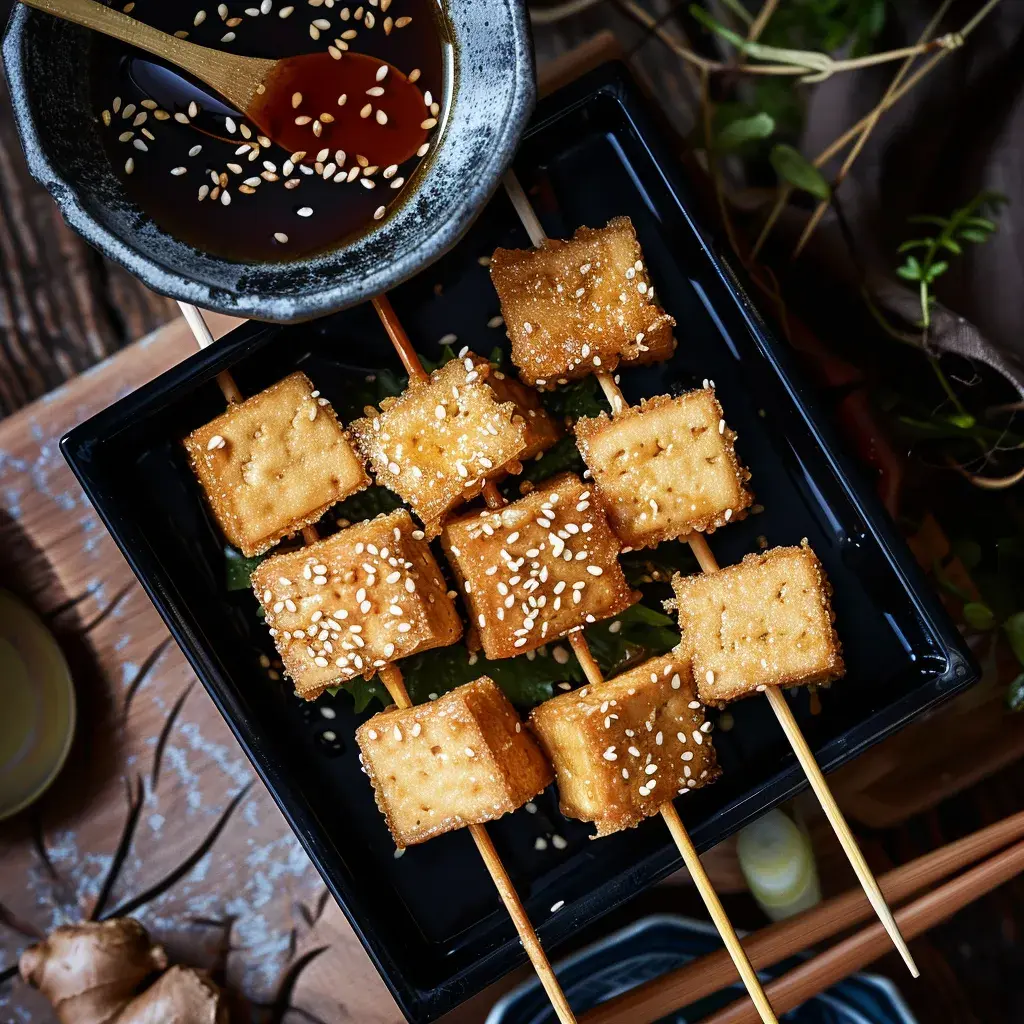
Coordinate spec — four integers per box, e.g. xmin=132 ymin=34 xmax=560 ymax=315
xmin=769 ymin=144 xmax=831 ymax=200
xmin=225 ymin=546 xmax=268 ymax=591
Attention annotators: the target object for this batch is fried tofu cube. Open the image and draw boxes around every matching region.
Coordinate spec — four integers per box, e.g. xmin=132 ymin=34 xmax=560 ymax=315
xmin=471 ymin=355 xmax=562 ymax=461
xmin=252 ymin=509 xmax=462 ymax=699
xmin=575 ymin=389 xmax=753 ymax=549
xmin=671 ymin=542 xmax=844 ymax=707
xmin=349 ymin=355 xmax=528 ymax=538
xmin=441 ymin=472 xmax=639 ymax=659
xmin=530 ymin=654 xmax=720 ymax=836
xmin=490 ymin=217 xmax=676 ymax=389
xmin=184 ymin=372 xmax=370 ymax=557
xmin=356 ymin=676 xmax=553 ymax=846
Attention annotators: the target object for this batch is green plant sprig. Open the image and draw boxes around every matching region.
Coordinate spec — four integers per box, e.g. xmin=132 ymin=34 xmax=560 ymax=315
xmin=895 ymin=190 xmax=1007 ymax=331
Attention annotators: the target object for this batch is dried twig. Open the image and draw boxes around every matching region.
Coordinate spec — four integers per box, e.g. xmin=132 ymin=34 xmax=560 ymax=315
xmin=752 ymin=0 xmax=1002 ymax=260
xmin=699 ymin=66 xmax=743 ymax=260
xmin=791 ymin=0 xmax=957 ymax=258
xmin=746 ymin=0 xmax=778 ymax=41
xmin=614 ymin=0 xmax=958 ymax=80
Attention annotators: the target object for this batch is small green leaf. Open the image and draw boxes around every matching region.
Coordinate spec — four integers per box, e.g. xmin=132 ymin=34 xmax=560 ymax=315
xmin=946 ymin=412 xmax=976 ymax=429
xmin=1007 ymin=672 xmax=1024 ymax=712
xmin=770 ymin=144 xmax=831 ymax=200
xmin=897 ymin=239 xmax=931 ymax=253
xmin=1004 ymin=611 xmax=1024 ymax=667
xmin=333 ymin=678 xmax=392 ymax=713
xmin=963 ymin=216 xmax=996 ymax=230
xmin=896 ymin=255 xmax=922 ymax=281
xmin=963 ymin=602 xmax=996 ymax=630
xmin=489 ymin=346 xmax=504 ymax=367
xmin=716 ymin=111 xmax=775 ymax=151
xmin=939 ymin=238 xmax=963 ymax=255
xmin=958 ymin=228 xmax=990 ymax=244
xmin=225 ymin=546 xmax=268 ymax=591
xmin=925 ymin=260 xmax=949 ymax=282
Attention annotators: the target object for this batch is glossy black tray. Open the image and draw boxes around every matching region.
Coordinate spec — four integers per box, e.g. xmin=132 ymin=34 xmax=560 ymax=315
xmin=62 ymin=63 xmax=977 ymax=1023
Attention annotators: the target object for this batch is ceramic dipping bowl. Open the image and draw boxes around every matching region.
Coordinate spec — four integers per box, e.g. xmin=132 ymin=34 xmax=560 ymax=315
xmin=2 ymin=0 xmax=534 ymax=322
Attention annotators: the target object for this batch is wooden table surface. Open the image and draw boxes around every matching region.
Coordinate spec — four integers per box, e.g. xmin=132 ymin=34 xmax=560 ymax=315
xmin=2 ymin=5 xmax=1024 ymax=1023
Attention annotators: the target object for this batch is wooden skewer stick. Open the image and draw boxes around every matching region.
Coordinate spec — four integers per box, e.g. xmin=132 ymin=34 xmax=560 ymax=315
xmin=181 ymin=298 xmax=572 ymax=1018
xmin=501 ymin=174 xmax=917 ymax=978
xmin=369 ymin=296 xmax=578 ymax=1024
xmin=376 ymin=665 xmax=577 ymax=1024
xmin=179 ymin=301 xmax=319 ymax=546
xmin=502 ymin=173 xmax=779 ymax=1024
xmin=581 ymin=808 xmax=1024 ymax=1024
xmin=569 ymin=632 xmax=778 ymax=1024
xmin=686 ymin=534 xmax=917 ymax=977
xmin=178 ymin=301 xmax=244 ymax=404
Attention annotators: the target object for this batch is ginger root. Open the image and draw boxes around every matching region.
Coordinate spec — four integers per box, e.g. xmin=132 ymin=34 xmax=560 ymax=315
xmin=19 ymin=918 xmax=226 ymax=1024
xmin=113 ymin=965 xmax=227 ymax=1024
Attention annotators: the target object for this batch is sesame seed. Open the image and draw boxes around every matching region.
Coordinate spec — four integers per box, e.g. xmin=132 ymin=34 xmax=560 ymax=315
xmin=297 ymin=207 xmax=313 ymax=217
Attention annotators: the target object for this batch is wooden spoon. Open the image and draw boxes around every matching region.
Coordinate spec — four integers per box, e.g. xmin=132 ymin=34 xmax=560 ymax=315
xmin=20 ymin=0 xmax=431 ymax=166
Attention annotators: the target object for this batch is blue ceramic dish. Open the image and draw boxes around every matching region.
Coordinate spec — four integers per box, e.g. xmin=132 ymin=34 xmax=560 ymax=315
xmin=2 ymin=0 xmax=534 ymax=321
xmin=487 ymin=915 xmax=918 ymax=1023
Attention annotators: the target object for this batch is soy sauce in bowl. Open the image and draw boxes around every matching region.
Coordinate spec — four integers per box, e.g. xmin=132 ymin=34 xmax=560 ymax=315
xmin=90 ymin=0 xmax=449 ymax=262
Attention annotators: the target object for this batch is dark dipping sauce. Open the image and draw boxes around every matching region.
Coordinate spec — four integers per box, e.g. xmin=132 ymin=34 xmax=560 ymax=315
xmin=90 ymin=0 xmax=449 ymax=262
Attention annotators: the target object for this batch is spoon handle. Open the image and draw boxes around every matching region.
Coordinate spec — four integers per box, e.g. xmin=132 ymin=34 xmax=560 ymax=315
xmin=19 ymin=0 xmax=276 ymax=112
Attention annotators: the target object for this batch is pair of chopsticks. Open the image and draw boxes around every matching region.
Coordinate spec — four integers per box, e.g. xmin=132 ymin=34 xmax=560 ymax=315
xmin=581 ymin=808 xmax=1024 ymax=1024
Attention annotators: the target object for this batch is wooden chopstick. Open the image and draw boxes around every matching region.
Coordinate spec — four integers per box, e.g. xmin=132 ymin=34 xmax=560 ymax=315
xmin=702 ymin=836 xmax=1024 ymax=1024
xmin=581 ymin=809 xmax=1024 ymax=1024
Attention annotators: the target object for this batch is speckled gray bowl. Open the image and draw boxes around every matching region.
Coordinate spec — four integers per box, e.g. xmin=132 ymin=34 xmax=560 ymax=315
xmin=3 ymin=1 xmax=534 ymax=322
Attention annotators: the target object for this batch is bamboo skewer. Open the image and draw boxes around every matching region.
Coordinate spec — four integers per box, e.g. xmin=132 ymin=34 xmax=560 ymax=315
xmin=178 ymin=301 xmax=244 ymax=404
xmin=378 ymin=666 xmax=577 ymax=1024
xmin=501 ymin=175 xmax=779 ymax=1023
xmin=178 ymin=299 xmax=577 ymax=1024
xmin=369 ymin=295 xmax=578 ymax=1024
xmin=371 ymin=295 xmax=775 ymax=1022
xmin=568 ymin=629 xmax=779 ymax=1024
xmin=179 ymin=300 xmax=319 ymax=547
xmin=582 ymin=808 xmax=1024 ymax=1024
xmin=500 ymin=173 xmax=917 ymax=978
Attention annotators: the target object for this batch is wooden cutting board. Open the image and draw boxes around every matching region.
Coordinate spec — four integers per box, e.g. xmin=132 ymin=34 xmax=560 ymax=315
xmin=0 ymin=311 xmax=404 ymax=1023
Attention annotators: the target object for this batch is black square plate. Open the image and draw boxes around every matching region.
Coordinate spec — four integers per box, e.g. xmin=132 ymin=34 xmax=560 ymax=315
xmin=62 ymin=63 xmax=977 ymax=1023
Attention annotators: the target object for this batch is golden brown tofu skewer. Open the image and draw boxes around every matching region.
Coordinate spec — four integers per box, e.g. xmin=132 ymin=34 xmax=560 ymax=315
xmin=497 ymin=180 xmax=780 ymax=1023
xmin=180 ymin=300 xmax=579 ymax=1024
xmin=372 ymin=296 xmax=747 ymax=1020
xmin=496 ymin=180 xmax=918 ymax=979
xmin=370 ymin=294 xmax=579 ymax=1024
